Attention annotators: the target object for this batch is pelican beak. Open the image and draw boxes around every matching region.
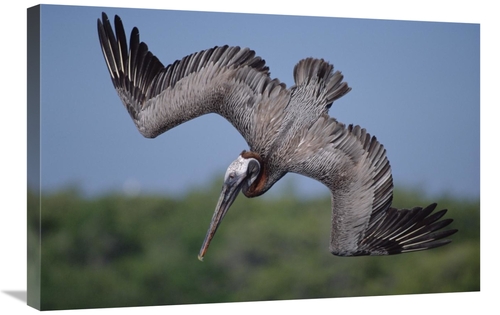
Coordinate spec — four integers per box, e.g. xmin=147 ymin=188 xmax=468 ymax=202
xmin=198 ymin=171 xmax=246 ymax=261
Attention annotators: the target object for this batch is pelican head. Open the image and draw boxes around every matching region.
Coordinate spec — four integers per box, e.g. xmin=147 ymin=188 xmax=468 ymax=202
xmin=198 ymin=153 xmax=261 ymax=261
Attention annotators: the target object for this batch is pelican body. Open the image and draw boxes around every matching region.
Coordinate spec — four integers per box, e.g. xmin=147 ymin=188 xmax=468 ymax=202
xmin=97 ymin=13 xmax=457 ymax=260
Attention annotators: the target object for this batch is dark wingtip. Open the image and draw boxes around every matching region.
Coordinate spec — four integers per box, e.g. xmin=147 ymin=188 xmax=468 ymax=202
xmin=355 ymin=202 xmax=459 ymax=256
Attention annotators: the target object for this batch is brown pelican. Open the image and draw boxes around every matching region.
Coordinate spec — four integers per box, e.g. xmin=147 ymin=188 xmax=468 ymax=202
xmin=97 ymin=13 xmax=457 ymax=260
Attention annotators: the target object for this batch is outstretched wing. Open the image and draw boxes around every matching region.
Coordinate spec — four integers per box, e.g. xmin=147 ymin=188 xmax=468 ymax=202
xmin=97 ymin=13 xmax=289 ymax=154
xmin=286 ymin=116 xmax=457 ymax=256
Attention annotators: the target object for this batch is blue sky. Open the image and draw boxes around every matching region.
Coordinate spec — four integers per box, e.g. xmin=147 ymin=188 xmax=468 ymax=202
xmin=34 ymin=4 xmax=480 ymax=199
xmin=32 ymin=6 xmax=479 ymax=197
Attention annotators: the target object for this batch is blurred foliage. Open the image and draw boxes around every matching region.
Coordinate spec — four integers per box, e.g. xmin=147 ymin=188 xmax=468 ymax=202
xmin=28 ymin=179 xmax=479 ymax=310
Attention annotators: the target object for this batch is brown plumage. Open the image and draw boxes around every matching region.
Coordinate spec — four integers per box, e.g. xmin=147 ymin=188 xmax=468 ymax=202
xmin=97 ymin=12 xmax=457 ymax=260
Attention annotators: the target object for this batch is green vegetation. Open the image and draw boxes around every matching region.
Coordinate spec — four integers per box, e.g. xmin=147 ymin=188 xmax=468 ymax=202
xmin=28 ymin=179 xmax=479 ymax=310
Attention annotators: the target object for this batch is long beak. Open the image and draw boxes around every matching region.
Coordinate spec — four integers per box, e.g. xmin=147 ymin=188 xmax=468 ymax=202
xmin=198 ymin=176 xmax=244 ymax=261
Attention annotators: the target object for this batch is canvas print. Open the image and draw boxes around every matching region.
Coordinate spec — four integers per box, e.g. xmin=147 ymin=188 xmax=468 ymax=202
xmin=27 ymin=4 xmax=480 ymax=311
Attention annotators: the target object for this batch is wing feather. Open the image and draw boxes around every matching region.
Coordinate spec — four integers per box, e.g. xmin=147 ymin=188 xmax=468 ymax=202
xmin=97 ymin=13 xmax=289 ymax=148
xmin=286 ymin=117 xmax=456 ymax=256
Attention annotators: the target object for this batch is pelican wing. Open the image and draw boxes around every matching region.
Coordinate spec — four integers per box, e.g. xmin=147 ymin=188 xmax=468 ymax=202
xmin=286 ymin=116 xmax=457 ymax=256
xmin=97 ymin=13 xmax=289 ymax=153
